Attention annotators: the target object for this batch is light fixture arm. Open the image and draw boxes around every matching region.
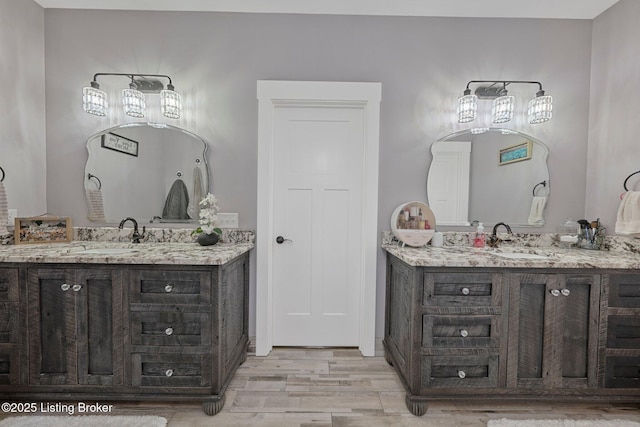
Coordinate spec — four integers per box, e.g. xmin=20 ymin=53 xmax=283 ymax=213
xmin=464 ymin=80 xmax=545 ymax=96
xmin=91 ymin=73 xmax=174 ymax=88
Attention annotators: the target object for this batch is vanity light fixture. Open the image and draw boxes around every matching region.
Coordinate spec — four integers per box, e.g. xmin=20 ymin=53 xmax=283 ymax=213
xmin=456 ymin=80 xmax=552 ymax=126
xmin=82 ymin=73 xmax=182 ymax=119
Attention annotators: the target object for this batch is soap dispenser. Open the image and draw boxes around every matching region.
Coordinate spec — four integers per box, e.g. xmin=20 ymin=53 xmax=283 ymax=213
xmin=473 ymin=222 xmax=486 ymax=248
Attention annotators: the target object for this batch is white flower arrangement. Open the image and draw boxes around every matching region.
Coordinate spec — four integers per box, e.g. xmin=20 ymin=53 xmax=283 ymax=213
xmin=193 ymin=193 xmax=222 ymax=236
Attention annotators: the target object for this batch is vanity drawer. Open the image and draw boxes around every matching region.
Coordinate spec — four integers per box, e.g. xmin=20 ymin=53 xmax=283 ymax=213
xmin=607 ymin=316 xmax=640 ymax=349
xmin=130 ymin=270 xmax=211 ymax=304
xmin=130 ymin=311 xmax=211 ymax=347
xmin=0 ymin=269 xmax=18 ymax=302
xmin=422 ymin=315 xmax=500 ymax=348
xmin=0 ymin=303 xmax=19 ymax=343
xmin=132 ymin=353 xmax=211 ymax=387
xmin=421 ymin=355 xmax=499 ymax=389
xmin=423 ymin=272 xmax=501 ymax=307
xmin=608 ymin=274 xmax=640 ymax=308
xmin=605 ymin=356 xmax=640 ymax=388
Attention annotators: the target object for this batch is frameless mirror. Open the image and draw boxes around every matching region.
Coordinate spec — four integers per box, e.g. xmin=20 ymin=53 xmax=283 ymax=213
xmin=84 ymin=123 xmax=209 ymax=224
xmin=427 ymin=128 xmax=549 ymax=227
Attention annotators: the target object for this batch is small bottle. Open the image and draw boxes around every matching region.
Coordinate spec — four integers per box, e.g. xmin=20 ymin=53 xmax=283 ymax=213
xmin=473 ymin=222 xmax=486 ymax=248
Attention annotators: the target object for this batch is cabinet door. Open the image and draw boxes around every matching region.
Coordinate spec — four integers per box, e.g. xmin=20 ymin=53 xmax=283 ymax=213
xmin=0 ymin=268 xmax=20 ymax=385
xmin=28 ymin=267 xmax=122 ymax=386
xmin=507 ymin=273 xmax=600 ymax=389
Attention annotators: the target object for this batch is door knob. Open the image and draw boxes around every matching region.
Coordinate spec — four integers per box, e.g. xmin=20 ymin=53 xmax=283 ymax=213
xmin=276 ymin=236 xmax=292 ymax=244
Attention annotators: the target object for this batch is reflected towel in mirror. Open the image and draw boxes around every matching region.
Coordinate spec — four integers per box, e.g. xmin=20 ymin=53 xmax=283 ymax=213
xmin=188 ymin=166 xmax=204 ymax=220
xmin=527 ymin=196 xmax=547 ymax=225
xmin=615 ymin=191 xmax=640 ymax=237
xmin=86 ymin=189 xmax=105 ymax=222
xmin=162 ymin=178 xmax=190 ymax=220
xmin=0 ymin=182 xmax=8 ymax=235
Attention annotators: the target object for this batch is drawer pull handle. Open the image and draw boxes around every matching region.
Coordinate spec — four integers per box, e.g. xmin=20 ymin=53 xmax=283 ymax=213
xmin=458 ymin=370 xmax=466 ymax=379
xmin=165 ymin=327 xmax=174 ymax=336
xmin=460 ymin=329 xmax=469 ymax=338
xmin=561 ymin=288 xmax=571 ymax=297
xmin=61 ymin=283 xmax=71 ymax=291
xmin=550 ymin=289 xmax=560 ymax=297
xmin=164 ymin=284 xmax=173 ymax=293
xmin=72 ymin=284 xmax=82 ymax=292
xmin=165 ymin=369 xmax=174 ymax=377
xmin=461 ymin=287 xmax=470 ymax=296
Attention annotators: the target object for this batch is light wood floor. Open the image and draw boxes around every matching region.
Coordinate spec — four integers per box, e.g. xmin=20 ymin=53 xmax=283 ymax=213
xmin=110 ymin=348 xmax=640 ymax=426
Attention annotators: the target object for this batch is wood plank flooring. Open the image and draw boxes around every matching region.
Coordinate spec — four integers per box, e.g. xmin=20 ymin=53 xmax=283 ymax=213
xmin=112 ymin=348 xmax=640 ymax=426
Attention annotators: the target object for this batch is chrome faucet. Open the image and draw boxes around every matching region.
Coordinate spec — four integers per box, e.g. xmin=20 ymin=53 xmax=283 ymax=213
xmin=118 ymin=217 xmax=146 ymax=243
xmin=489 ymin=222 xmax=512 ymax=247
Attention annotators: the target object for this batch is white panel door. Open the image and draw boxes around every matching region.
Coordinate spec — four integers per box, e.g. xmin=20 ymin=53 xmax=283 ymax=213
xmin=272 ymin=106 xmax=363 ymax=346
xmin=427 ymin=140 xmax=471 ymax=225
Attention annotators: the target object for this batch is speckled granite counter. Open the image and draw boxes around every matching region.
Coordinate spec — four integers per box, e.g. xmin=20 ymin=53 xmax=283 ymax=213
xmin=0 ymin=241 xmax=253 ymax=265
xmin=383 ymin=244 xmax=640 ymax=269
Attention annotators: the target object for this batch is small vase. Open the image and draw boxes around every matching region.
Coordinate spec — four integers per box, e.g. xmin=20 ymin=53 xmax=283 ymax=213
xmin=196 ymin=232 xmax=219 ymax=246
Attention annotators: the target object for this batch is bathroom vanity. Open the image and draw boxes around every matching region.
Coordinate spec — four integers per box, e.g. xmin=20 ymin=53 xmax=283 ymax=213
xmin=0 ymin=241 xmax=252 ymax=415
xmin=383 ymin=245 xmax=640 ymax=415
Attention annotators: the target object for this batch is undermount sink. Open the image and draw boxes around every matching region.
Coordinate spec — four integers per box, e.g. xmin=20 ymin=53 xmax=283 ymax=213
xmin=492 ymin=252 xmax=552 ymax=260
xmin=75 ymin=248 xmax=139 ymax=255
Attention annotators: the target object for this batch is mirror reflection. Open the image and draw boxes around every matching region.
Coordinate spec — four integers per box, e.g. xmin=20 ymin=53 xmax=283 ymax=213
xmin=427 ymin=128 xmax=549 ymax=227
xmin=84 ymin=124 xmax=209 ymax=224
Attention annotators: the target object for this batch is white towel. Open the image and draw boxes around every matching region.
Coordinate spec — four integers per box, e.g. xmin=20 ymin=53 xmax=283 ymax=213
xmin=615 ymin=191 xmax=640 ymax=237
xmin=527 ymin=196 xmax=547 ymax=225
xmin=0 ymin=182 xmax=8 ymax=235
xmin=86 ymin=189 xmax=106 ymax=222
xmin=188 ymin=166 xmax=204 ymax=219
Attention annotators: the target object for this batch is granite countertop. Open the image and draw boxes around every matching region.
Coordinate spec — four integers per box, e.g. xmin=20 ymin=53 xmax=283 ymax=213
xmin=383 ymin=244 xmax=640 ymax=269
xmin=0 ymin=241 xmax=254 ymax=265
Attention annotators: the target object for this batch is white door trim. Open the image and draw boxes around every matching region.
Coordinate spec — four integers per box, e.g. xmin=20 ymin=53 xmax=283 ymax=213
xmin=256 ymin=80 xmax=381 ymax=357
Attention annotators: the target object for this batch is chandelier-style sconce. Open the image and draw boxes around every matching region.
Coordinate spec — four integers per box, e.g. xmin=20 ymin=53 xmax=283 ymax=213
xmin=82 ymin=73 xmax=182 ymax=120
xmin=456 ymin=80 xmax=552 ymax=127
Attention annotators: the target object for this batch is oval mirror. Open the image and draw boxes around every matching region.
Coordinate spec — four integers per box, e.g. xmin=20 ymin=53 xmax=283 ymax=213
xmin=84 ymin=124 xmax=210 ymax=224
xmin=427 ymin=128 xmax=549 ymax=227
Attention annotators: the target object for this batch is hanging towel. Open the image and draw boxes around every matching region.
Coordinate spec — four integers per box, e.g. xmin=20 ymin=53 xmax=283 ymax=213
xmin=527 ymin=196 xmax=547 ymax=225
xmin=162 ymin=178 xmax=191 ymax=220
xmin=86 ymin=189 xmax=106 ymax=222
xmin=0 ymin=182 xmax=8 ymax=235
xmin=188 ymin=166 xmax=204 ymax=219
xmin=615 ymin=191 xmax=640 ymax=237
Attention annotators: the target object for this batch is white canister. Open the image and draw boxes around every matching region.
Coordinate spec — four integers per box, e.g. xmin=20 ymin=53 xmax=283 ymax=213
xmin=431 ymin=231 xmax=443 ymax=247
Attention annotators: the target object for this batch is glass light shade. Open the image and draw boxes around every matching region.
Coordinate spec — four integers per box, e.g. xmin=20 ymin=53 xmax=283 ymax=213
xmin=122 ymin=88 xmax=145 ymax=118
xmin=161 ymin=89 xmax=182 ymax=119
xmin=456 ymin=94 xmax=477 ymax=123
xmin=491 ymin=95 xmax=514 ymax=124
xmin=528 ymin=95 xmax=553 ymax=124
xmin=82 ymin=86 xmax=108 ymax=116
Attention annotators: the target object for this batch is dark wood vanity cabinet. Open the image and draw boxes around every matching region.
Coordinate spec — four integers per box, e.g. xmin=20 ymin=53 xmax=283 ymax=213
xmin=0 ymin=252 xmax=250 ymax=416
xmin=384 ymin=254 xmax=639 ymax=416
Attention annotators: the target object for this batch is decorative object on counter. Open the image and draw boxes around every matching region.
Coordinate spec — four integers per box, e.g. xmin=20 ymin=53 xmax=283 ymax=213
xmin=470 ymin=221 xmax=486 ymax=247
xmin=431 ymin=231 xmax=443 ymax=247
xmin=456 ymin=79 xmax=552 ymax=128
xmin=559 ymin=218 xmax=579 ymax=245
xmin=0 ymin=166 xmax=8 ymax=236
xmin=82 ymin=72 xmax=182 ymax=119
xmin=193 ymin=193 xmax=222 ymax=246
xmin=390 ymin=201 xmax=435 ymax=247
xmin=615 ymin=191 xmax=640 ymax=238
xmin=575 ymin=218 xmax=606 ymax=250
xmin=14 ymin=216 xmax=72 ymax=245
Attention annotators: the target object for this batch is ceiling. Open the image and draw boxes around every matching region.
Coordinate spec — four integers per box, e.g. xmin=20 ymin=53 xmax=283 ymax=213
xmin=32 ymin=0 xmax=619 ymax=20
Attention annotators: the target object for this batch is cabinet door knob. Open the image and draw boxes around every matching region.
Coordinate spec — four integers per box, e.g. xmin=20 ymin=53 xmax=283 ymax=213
xmin=460 ymin=329 xmax=469 ymax=338
xmin=72 ymin=284 xmax=82 ymax=292
xmin=550 ymin=289 xmax=561 ymax=297
xmin=458 ymin=370 xmax=466 ymax=379
xmin=165 ymin=369 xmax=174 ymax=377
xmin=60 ymin=283 xmax=71 ymax=291
xmin=561 ymin=288 xmax=571 ymax=297
xmin=461 ymin=287 xmax=470 ymax=296
xmin=164 ymin=284 xmax=173 ymax=293
xmin=165 ymin=327 xmax=174 ymax=336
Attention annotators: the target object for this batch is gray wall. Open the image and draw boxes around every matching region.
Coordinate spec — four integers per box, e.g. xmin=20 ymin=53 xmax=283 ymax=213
xmin=0 ymin=0 xmax=46 ymax=218
xmin=39 ymin=10 xmax=595 ymax=337
xmin=587 ymin=0 xmax=640 ymax=228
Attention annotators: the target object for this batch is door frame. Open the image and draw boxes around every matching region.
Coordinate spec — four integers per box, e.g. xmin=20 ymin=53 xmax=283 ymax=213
xmin=256 ymin=80 xmax=381 ymax=356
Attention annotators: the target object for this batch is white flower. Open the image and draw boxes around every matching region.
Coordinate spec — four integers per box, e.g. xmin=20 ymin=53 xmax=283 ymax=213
xmin=196 ymin=193 xmax=221 ymax=235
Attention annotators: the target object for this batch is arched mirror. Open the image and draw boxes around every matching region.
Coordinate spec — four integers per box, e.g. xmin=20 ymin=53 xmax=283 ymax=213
xmin=84 ymin=123 xmax=209 ymax=224
xmin=427 ymin=128 xmax=549 ymax=227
